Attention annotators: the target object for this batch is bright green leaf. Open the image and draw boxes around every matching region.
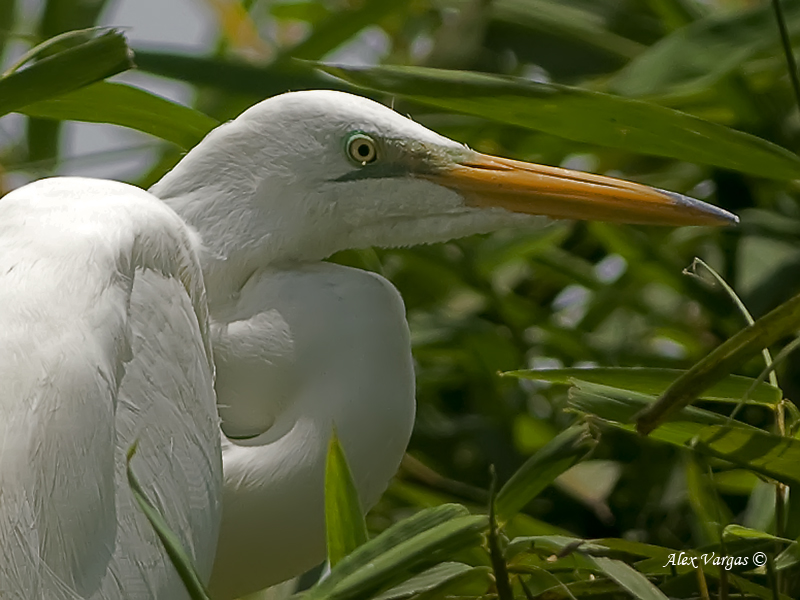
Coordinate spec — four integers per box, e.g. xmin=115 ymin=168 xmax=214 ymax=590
xmin=723 ymin=524 xmax=791 ymax=543
xmin=503 ymin=367 xmax=781 ymax=406
xmin=637 ymin=291 xmax=800 ymax=435
xmin=17 ymin=81 xmax=218 ymax=149
xmin=569 ymin=381 xmax=800 ymax=487
xmin=126 ymin=444 xmax=210 ymax=600
xmin=325 ymin=429 xmax=369 ymax=567
xmin=0 ymin=29 xmax=132 ymax=117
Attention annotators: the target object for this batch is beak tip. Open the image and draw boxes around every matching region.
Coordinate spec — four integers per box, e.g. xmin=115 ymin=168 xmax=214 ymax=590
xmin=658 ymin=188 xmax=739 ymax=226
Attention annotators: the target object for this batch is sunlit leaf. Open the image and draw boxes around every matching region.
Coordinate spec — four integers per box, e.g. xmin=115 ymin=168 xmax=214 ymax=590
xmin=637 ymin=291 xmax=800 ymax=435
xmin=126 ymin=444 xmax=210 ymax=600
xmin=503 ymin=367 xmax=781 ymax=406
xmin=569 ymin=381 xmax=800 ymax=487
xmin=0 ymin=29 xmax=132 ymax=117
xmin=325 ymin=429 xmax=369 ymax=567
xmin=723 ymin=524 xmax=791 ymax=543
xmin=17 ymin=81 xmax=218 ymax=149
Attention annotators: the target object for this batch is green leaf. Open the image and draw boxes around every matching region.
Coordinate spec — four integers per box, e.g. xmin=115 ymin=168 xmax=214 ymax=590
xmin=0 ymin=29 xmax=132 ymax=117
xmin=17 ymin=81 xmax=218 ymax=149
xmin=684 ymin=456 xmax=730 ymax=544
xmin=0 ymin=0 xmax=16 ymax=62
xmin=279 ymin=0 xmax=412 ymax=62
xmin=590 ymin=556 xmax=670 ymax=600
xmin=312 ymin=504 xmax=468 ymax=591
xmin=723 ymin=524 xmax=791 ymax=543
xmin=610 ymin=0 xmax=800 ymax=97
xmin=307 ymin=505 xmax=487 ymax=600
xmin=325 ymin=429 xmax=369 ymax=567
xmin=134 ymin=50 xmax=345 ymax=99
xmin=126 ymin=443 xmax=210 ymax=600
xmin=776 ymin=540 xmax=800 ymax=571
xmin=503 ymin=367 xmax=781 ymax=406
xmin=496 ymin=423 xmax=596 ymax=523
xmin=637 ymin=291 xmax=800 ymax=435
xmin=317 ymin=63 xmax=800 ymax=181
xmin=569 ymin=381 xmax=800 ymax=487
xmin=411 ymin=565 xmax=492 ymax=600
xmin=39 ymin=0 xmax=113 ymax=39
xmin=371 ymin=562 xmax=476 ymax=600
xmin=485 ymin=0 xmax=643 ymax=59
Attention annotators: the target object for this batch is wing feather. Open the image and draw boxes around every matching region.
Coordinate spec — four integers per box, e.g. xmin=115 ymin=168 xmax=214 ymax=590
xmin=0 ymin=177 xmax=220 ymax=599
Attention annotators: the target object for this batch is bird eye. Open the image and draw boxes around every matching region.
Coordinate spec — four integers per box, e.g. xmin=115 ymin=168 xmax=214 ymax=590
xmin=346 ymin=134 xmax=377 ymax=165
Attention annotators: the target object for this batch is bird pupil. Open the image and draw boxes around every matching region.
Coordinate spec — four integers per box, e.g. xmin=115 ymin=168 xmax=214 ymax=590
xmin=358 ymin=144 xmax=370 ymax=157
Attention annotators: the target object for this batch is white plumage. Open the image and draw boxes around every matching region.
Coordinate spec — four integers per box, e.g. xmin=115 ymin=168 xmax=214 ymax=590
xmin=0 ymin=90 xmax=736 ymax=599
xmin=0 ymin=178 xmax=219 ymax=599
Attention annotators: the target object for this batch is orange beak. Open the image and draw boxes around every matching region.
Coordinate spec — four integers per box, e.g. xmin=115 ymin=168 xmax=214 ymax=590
xmin=424 ymin=153 xmax=737 ymax=226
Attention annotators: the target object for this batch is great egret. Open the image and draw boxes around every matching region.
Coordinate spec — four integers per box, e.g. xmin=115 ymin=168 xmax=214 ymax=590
xmin=0 ymin=90 xmax=735 ymax=600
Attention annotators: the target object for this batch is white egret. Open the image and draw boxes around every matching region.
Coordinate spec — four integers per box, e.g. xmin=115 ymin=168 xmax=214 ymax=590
xmin=0 ymin=90 xmax=735 ymax=600
xmin=150 ymin=90 xmax=735 ymax=598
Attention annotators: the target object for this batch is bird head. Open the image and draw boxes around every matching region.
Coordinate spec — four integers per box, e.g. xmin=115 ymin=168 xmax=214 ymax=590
xmin=152 ymin=90 xmax=736 ymax=303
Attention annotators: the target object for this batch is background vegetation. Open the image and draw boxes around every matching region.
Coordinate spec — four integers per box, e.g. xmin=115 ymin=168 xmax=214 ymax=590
xmin=5 ymin=0 xmax=800 ymax=598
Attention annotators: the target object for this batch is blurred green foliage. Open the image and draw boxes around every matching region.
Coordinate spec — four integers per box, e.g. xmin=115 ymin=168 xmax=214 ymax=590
xmin=5 ymin=0 xmax=800 ymax=598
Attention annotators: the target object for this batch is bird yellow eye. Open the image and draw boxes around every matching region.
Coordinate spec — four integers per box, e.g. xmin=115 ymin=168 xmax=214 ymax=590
xmin=346 ymin=134 xmax=377 ymax=165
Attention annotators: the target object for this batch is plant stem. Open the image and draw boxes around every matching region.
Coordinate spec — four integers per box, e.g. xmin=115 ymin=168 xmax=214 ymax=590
xmin=772 ymin=0 xmax=800 ymax=113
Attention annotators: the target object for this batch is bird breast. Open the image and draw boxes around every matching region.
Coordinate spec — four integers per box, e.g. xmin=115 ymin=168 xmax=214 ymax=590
xmin=208 ymin=262 xmax=416 ymax=599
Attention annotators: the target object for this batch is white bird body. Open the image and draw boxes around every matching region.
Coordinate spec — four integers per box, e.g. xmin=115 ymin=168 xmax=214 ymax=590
xmin=208 ymin=263 xmax=414 ymax=598
xmin=0 ymin=178 xmax=220 ymax=599
xmin=0 ymin=90 xmax=736 ymax=599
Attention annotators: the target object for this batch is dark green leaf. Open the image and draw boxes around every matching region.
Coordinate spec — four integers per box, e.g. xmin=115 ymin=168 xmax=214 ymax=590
xmin=17 ymin=82 xmax=218 ymax=149
xmin=317 ymin=63 xmax=800 ymax=180
xmin=0 ymin=29 xmax=132 ymax=117
xmin=325 ymin=429 xmax=369 ymax=567
xmin=487 ymin=0 xmax=644 ymax=59
xmin=0 ymin=0 xmax=16 ymax=63
xmin=610 ymin=0 xmax=800 ymax=97
xmin=134 ymin=50 xmax=345 ymax=99
xmin=40 ymin=0 xmax=112 ymax=38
